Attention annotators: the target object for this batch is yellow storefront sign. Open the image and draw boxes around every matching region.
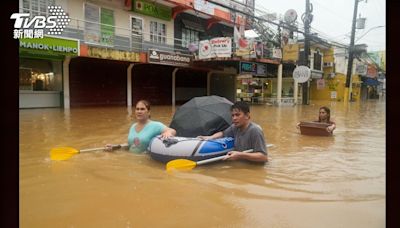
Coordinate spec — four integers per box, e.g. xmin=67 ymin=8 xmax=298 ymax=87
xmin=81 ymin=45 xmax=140 ymax=62
xmin=282 ymin=44 xmax=299 ymax=62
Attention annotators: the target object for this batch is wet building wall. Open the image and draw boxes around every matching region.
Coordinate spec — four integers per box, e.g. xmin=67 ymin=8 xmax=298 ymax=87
xmin=131 ymin=64 xmax=174 ymax=105
xmin=210 ymin=73 xmax=236 ymax=102
xmin=174 ymin=13 xmax=233 ymax=48
xmin=69 ymin=57 xmax=130 ymax=107
xmin=175 ymin=68 xmax=208 ymax=105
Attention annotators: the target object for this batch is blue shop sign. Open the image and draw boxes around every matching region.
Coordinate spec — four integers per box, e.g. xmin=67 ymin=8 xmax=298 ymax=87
xmin=240 ymin=62 xmax=267 ymax=76
xmin=241 ymin=62 xmax=256 ymax=73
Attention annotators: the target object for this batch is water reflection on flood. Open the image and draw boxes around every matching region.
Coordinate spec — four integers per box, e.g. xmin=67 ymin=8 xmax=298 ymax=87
xmin=20 ymin=100 xmax=385 ymax=227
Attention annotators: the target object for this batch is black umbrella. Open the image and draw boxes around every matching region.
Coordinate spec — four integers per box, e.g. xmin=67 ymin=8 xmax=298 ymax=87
xmin=170 ymin=95 xmax=233 ymax=137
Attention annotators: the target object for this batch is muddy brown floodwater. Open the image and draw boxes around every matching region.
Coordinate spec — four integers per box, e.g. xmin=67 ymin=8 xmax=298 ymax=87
xmin=20 ymin=100 xmax=385 ymax=227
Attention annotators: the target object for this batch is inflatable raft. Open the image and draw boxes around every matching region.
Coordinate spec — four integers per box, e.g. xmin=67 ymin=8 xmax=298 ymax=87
xmin=148 ymin=136 xmax=234 ymax=163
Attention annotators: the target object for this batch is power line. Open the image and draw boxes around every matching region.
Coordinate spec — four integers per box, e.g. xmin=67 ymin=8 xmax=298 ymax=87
xmin=205 ymin=0 xmax=306 ymax=34
xmin=312 ymin=0 xmax=353 ymax=22
xmin=254 ymin=2 xmax=351 ymax=49
xmin=205 ymin=0 xmax=379 ymax=52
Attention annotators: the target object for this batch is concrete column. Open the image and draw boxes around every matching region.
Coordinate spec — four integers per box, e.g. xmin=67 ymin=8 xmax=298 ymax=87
xmin=127 ymin=63 xmax=134 ymax=107
xmin=294 ymin=81 xmax=299 ymax=105
xmin=207 ymin=71 xmax=212 ymax=95
xmin=277 ymin=64 xmax=283 ymax=105
xmin=172 ymin=68 xmax=179 ymax=108
xmin=349 ymin=74 xmax=354 ymax=101
xmin=63 ymin=56 xmax=71 ymax=109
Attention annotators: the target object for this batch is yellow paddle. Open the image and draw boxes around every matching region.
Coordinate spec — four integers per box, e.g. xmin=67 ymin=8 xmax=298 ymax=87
xmin=166 ymin=149 xmax=254 ymax=171
xmin=50 ymin=144 xmax=128 ymax=161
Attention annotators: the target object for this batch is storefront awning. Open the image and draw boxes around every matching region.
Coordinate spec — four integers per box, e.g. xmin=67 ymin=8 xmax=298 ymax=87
xmin=182 ymin=19 xmax=205 ymax=32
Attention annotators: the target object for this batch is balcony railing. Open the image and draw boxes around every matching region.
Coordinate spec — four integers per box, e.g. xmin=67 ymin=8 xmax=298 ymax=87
xmin=18 ymin=7 xmax=279 ymax=61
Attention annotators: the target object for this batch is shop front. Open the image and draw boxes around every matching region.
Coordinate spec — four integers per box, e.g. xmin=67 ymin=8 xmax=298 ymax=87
xmin=19 ymin=36 xmax=79 ymax=108
xmin=235 ymin=61 xmax=272 ymax=104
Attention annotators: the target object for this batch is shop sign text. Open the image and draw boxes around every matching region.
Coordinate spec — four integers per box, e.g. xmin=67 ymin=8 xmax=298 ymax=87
xmin=148 ymin=49 xmax=191 ymax=66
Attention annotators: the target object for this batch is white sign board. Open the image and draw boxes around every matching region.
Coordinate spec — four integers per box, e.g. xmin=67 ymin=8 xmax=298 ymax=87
xmin=194 ymin=0 xmax=214 ymax=15
xmin=199 ymin=37 xmax=232 ymax=59
xmin=210 ymin=37 xmax=231 ymax=58
xmin=330 ymin=91 xmax=337 ymax=99
xmin=355 ymin=64 xmax=368 ymax=75
xmin=272 ymin=48 xmax=282 ymax=59
xmin=292 ymin=66 xmax=311 ymax=83
xmin=199 ymin=40 xmax=211 ymax=59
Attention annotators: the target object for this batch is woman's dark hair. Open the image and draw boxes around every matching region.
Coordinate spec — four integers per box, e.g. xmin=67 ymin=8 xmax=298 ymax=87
xmin=136 ymin=100 xmax=151 ymax=119
xmin=231 ymin=101 xmax=250 ymax=114
xmin=136 ymin=100 xmax=151 ymax=111
xmin=319 ymin=106 xmax=331 ymax=122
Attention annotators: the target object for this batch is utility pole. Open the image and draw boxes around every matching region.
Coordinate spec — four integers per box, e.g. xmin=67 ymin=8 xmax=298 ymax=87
xmin=345 ymin=0 xmax=359 ymax=102
xmin=302 ymin=0 xmax=312 ymax=105
xmin=345 ymin=0 xmax=366 ymax=102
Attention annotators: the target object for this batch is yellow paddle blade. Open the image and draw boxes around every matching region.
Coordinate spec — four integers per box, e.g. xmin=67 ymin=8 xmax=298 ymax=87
xmin=50 ymin=147 xmax=79 ymax=161
xmin=166 ymin=159 xmax=197 ymax=172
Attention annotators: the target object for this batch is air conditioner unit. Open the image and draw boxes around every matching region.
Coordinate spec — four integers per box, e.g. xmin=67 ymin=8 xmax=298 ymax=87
xmin=323 ymin=62 xmax=334 ymax=67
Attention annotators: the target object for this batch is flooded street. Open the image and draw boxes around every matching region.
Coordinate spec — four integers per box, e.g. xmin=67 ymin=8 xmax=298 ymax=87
xmin=19 ymin=100 xmax=385 ymax=227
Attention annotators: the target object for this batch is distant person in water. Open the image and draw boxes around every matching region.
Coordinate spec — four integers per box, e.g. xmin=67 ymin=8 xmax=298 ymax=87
xmin=297 ymin=106 xmax=336 ymax=133
xmin=105 ymin=100 xmax=176 ymax=153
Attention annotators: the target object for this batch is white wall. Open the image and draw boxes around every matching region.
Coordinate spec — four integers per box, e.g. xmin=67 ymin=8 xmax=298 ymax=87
xmin=20 ymin=91 xmax=61 ymax=108
xmin=334 ymin=47 xmax=365 ymax=75
xmin=334 ymin=47 xmax=347 ymax=74
xmin=65 ymin=0 xmax=175 ymax=45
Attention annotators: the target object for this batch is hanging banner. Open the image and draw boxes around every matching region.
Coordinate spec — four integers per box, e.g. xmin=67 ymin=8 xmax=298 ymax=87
xmin=235 ymin=38 xmax=256 ymax=58
xmin=198 ymin=37 xmax=232 ymax=59
xmin=282 ymin=44 xmax=299 ymax=62
xmin=199 ymin=40 xmax=211 ymax=59
xmin=272 ymin=48 xmax=282 ymax=59
xmin=210 ymin=37 xmax=231 ymax=58
xmin=255 ymin=41 xmax=263 ymax=58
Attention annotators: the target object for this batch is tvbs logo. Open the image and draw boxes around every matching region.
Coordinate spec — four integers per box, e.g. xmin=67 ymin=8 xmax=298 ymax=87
xmin=11 ymin=6 xmax=70 ymax=38
xmin=11 ymin=13 xmax=57 ymax=29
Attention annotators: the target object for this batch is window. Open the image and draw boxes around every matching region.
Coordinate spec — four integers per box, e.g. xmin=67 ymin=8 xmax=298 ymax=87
xmin=313 ymin=50 xmax=322 ymax=71
xmin=21 ymin=0 xmax=55 ymax=16
xmin=84 ymin=3 xmax=115 ymax=46
xmin=298 ymin=49 xmax=305 ymax=65
xmin=150 ymin=21 xmax=166 ymax=44
xmin=131 ymin=17 xmax=143 ymax=51
xmin=19 ymin=59 xmax=62 ymax=91
xmin=181 ymin=28 xmax=199 ymax=48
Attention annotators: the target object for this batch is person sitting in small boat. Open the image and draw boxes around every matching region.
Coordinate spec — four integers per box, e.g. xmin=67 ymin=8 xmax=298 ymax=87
xmin=297 ymin=106 xmax=336 ymax=133
xmin=198 ymin=101 xmax=268 ymax=163
xmin=105 ymin=100 xmax=176 ymax=153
